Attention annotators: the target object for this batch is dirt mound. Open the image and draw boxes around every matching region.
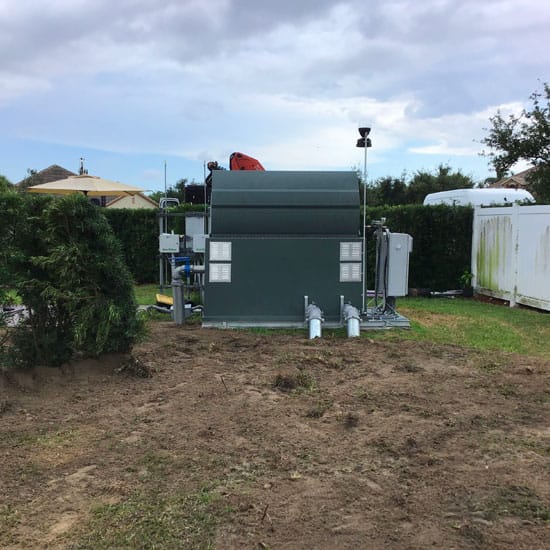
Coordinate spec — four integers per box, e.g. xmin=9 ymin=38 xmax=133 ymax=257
xmin=1 ymin=322 xmax=548 ymax=548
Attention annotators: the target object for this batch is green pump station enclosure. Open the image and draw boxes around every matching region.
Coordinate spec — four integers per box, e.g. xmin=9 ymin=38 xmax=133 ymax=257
xmin=203 ymin=171 xmax=363 ymax=326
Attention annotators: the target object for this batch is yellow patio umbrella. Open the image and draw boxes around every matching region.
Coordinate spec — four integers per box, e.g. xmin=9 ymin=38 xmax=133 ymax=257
xmin=26 ymin=174 xmax=144 ymax=197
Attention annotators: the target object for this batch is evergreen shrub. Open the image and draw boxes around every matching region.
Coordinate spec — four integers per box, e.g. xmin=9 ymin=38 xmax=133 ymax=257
xmin=0 ymin=192 xmax=144 ymax=369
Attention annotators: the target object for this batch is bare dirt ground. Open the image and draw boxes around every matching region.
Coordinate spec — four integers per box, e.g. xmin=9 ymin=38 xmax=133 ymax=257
xmin=1 ymin=321 xmax=549 ymax=549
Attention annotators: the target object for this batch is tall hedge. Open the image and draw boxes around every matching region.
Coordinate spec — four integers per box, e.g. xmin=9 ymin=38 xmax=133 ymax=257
xmin=103 ymin=209 xmax=159 ymax=284
xmin=103 ymin=204 xmax=206 ymax=284
xmin=101 ymin=203 xmax=473 ymax=291
xmin=364 ymin=204 xmax=473 ymax=290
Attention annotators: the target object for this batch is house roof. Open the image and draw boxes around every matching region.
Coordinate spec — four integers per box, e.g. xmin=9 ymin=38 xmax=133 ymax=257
xmin=16 ymin=164 xmax=77 ymax=187
xmin=491 ymin=167 xmax=536 ymax=189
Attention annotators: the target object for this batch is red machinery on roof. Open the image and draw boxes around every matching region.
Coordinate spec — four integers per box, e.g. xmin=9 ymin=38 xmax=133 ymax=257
xmin=229 ymin=152 xmax=265 ymax=171
xmin=205 ymin=152 xmax=264 ymax=201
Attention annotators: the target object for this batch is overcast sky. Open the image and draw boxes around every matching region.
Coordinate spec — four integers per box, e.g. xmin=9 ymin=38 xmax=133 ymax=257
xmin=1 ymin=0 xmax=548 ymax=191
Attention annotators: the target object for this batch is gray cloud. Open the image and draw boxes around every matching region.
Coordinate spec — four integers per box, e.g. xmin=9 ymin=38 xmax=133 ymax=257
xmin=2 ymin=0 xmax=547 ymax=103
xmin=0 ymin=0 xmax=548 ymax=182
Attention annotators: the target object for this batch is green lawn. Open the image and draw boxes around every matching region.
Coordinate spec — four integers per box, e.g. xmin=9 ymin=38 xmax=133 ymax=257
xmin=134 ymin=285 xmax=550 ymax=357
xmin=134 ymin=284 xmax=171 ymax=306
xmin=382 ymin=297 xmax=550 ymax=357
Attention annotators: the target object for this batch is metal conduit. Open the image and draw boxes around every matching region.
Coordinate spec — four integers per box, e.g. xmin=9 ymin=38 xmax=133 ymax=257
xmin=305 ymin=303 xmax=324 ymax=339
xmin=342 ymin=303 xmax=361 ymax=337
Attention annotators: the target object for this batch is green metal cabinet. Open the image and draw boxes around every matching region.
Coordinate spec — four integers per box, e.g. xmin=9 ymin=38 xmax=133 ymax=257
xmin=203 ymin=171 xmax=363 ymax=327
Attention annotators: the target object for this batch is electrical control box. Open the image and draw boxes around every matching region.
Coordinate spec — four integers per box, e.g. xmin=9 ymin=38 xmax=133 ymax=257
xmin=185 ymin=215 xmax=205 ymax=237
xmin=191 ymin=234 xmax=206 ymax=253
xmin=159 ymin=233 xmax=180 ymax=253
xmin=387 ymin=233 xmax=413 ymax=296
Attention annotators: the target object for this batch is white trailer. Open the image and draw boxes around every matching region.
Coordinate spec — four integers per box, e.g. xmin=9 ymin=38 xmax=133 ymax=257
xmin=423 ymin=188 xmax=535 ymax=207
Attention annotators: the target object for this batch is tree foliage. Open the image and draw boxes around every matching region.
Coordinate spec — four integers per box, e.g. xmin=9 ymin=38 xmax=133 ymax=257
xmin=14 ymin=169 xmax=39 ymax=193
xmin=371 ymin=176 xmax=409 ymax=206
xmin=482 ymin=82 xmax=550 ymax=203
xmin=361 ymin=164 xmax=475 ymax=206
xmin=0 ymin=192 xmax=144 ymax=369
xmin=406 ymin=165 xmax=475 ymax=204
xmin=149 ymin=178 xmax=189 ymax=204
xmin=0 ymin=174 xmax=12 ymax=191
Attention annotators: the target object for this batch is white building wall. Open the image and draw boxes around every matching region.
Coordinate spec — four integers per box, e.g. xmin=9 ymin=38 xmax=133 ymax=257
xmin=472 ymin=204 xmax=550 ymax=311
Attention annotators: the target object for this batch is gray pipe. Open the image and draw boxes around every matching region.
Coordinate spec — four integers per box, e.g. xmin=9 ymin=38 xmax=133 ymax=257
xmin=172 ymin=265 xmax=205 ymax=324
xmin=172 ymin=278 xmax=185 ymax=324
xmin=342 ymin=303 xmax=361 ymax=337
xmin=146 ymin=305 xmax=171 ymax=314
xmin=305 ymin=303 xmax=323 ymax=339
xmin=172 ymin=264 xmax=205 ymax=280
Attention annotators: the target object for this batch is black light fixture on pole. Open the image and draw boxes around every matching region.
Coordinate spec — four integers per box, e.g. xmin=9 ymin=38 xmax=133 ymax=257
xmin=356 ymin=127 xmax=372 ymax=313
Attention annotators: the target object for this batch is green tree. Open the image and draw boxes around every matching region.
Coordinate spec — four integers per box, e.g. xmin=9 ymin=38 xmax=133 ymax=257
xmin=406 ymin=164 xmax=475 ymax=204
xmin=357 ymin=179 xmax=382 ymax=208
xmin=15 ymin=169 xmax=39 ymax=192
xmin=361 ymin=165 xmax=475 ymax=206
xmin=377 ymin=176 xmax=408 ymax=206
xmin=0 ymin=174 xmax=12 ymax=191
xmin=482 ymin=82 xmax=550 ymax=203
xmin=149 ymin=178 xmax=188 ymax=204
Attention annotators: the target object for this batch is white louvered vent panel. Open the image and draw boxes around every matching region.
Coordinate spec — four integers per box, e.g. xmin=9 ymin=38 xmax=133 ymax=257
xmin=209 ymin=263 xmax=232 ymax=283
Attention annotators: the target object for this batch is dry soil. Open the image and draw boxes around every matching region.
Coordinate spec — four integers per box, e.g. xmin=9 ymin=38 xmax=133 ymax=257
xmin=1 ymin=322 xmax=549 ymax=549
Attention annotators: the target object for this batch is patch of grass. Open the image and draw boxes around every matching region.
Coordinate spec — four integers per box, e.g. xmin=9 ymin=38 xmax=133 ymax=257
xmin=1 ymin=289 xmax=21 ymax=305
xmin=295 ymin=370 xmax=317 ymax=392
xmin=473 ymin=354 xmax=508 ymax=373
xmin=72 ymin=488 xmax=220 ymax=549
xmin=139 ymin=451 xmax=172 ymax=479
xmin=0 ymin=504 xmax=19 ymax=529
xmin=35 ymin=428 xmax=79 ymax=448
xmin=134 ymin=284 xmax=201 ymax=308
xmin=0 ymin=430 xmax=35 ymax=448
xmin=481 ymin=432 xmax=550 ymax=459
xmin=305 ymin=399 xmax=332 ymax=418
xmin=273 ymin=370 xmax=317 ymax=393
xmin=134 ymin=284 xmax=171 ymax=306
xmin=371 ymin=297 xmax=550 ymax=356
xmin=226 ymin=461 xmax=265 ymax=485
xmin=0 ymin=427 xmax=78 ymax=449
xmin=0 ymin=504 xmax=20 ymax=546
xmin=485 ymin=485 xmax=550 ymax=522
